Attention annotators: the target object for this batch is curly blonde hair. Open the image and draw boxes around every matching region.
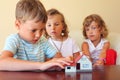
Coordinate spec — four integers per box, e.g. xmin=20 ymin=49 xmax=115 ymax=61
xmin=83 ymin=14 xmax=108 ymax=39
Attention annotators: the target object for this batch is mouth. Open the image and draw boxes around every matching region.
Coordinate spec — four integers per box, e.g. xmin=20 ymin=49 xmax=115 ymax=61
xmin=52 ymin=31 xmax=56 ymax=33
xmin=33 ymin=39 xmax=38 ymax=43
xmin=51 ymin=31 xmax=56 ymax=35
xmin=89 ymin=35 xmax=94 ymax=38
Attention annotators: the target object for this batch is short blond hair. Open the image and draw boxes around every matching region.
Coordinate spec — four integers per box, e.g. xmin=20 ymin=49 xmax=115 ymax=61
xmin=16 ymin=0 xmax=47 ymax=23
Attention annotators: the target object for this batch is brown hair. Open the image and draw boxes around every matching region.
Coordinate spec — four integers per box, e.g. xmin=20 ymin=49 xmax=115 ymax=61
xmin=83 ymin=14 xmax=108 ymax=39
xmin=44 ymin=8 xmax=69 ymax=38
xmin=16 ymin=0 xmax=47 ymax=23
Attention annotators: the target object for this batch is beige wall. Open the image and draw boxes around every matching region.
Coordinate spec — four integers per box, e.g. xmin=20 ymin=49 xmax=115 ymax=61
xmin=0 ymin=0 xmax=120 ymax=50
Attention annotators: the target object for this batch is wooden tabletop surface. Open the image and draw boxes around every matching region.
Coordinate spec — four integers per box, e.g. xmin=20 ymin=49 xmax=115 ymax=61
xmin=0 ymin=65 xmax=120 ymax=80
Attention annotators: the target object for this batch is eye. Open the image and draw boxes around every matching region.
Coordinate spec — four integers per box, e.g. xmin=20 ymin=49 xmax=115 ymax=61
xmin=85 ymin=28 xmax=89 ymax=31
xmin=46 ymin=24 xmax=51 ymax=27
xmin=92 ymin=26 xmax=96 ymax=29
xmin=31 ymin=29 xmax=36 ymax=33
xmin=55 ymin=23 xmax=59 ymax=26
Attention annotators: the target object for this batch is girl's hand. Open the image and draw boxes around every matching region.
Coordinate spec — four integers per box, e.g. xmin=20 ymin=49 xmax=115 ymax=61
xmin=93 ymin=59 xmax=104 ymax=66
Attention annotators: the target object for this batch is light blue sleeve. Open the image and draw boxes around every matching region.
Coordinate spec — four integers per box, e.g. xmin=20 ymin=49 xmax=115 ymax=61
xmin=3 ymin=34 xmax=19 ymax=54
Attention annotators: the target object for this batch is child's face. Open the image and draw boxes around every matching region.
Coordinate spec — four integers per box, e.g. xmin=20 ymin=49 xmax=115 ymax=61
xmin=16 ymin=19 xmax=45 ymax=44
xmin=46 ymin=14 xmax=64 ymax=39
xmin=85 ymin=21 xmax=101 ymax=42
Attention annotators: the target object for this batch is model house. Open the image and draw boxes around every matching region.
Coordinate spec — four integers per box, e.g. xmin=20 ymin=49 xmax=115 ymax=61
xmin=65 ymin=54 xmax=92 ymax=72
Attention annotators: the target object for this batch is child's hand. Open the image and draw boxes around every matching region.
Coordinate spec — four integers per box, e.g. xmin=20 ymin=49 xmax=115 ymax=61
xmin=93 ymin=59 xmax=104 ymax=66
xmin=51 ymin=57 xmax=73 ymax=66
xmin=40 ymin=57 xmax=73 ymax=71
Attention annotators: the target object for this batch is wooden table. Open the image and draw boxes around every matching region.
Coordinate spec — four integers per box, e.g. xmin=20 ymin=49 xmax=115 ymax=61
xmin=0 ymin=65 xmax=120 ymax=80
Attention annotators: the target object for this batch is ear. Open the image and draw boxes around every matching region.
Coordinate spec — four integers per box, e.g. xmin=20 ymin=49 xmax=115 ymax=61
xmin=15 ymin=20 xmax=21 ymax=30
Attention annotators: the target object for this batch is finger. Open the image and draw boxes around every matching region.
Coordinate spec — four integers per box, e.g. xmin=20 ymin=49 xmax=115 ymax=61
xmin=53 ymin=63 xmax=65 ymax=69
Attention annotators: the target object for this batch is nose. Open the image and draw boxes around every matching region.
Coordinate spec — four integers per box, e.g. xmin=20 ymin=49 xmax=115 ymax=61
xmin=51 ymin=25 xmax=55 ymax=30
xmin=88 ymin=29 xmax=93 ymax=34
xmin=35 ymin=31 xmax=42 ymax=39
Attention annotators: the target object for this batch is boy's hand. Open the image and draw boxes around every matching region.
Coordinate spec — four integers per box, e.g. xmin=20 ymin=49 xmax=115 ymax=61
xmin=51 ymin=57 xmax=73 ymax=66
xmin=40 ymin=57 xmax=73 ymax=71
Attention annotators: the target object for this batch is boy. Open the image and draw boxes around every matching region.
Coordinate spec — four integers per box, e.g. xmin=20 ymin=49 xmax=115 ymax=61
xmin=0 ymin=0 xmax=72 ymax=71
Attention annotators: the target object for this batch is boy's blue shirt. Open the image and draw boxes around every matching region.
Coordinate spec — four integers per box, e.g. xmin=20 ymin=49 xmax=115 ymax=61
xmin=3 ymin=33 xmax=57 ymax=62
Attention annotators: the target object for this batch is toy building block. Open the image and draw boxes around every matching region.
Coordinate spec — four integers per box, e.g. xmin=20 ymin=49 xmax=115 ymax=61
xmin=65 ymin=62 xmax=76 ymax=72
xmin=65 ymin=52 xmax=92 ymax=72
xmin=77 ymin=55 xmax=92 ymax=72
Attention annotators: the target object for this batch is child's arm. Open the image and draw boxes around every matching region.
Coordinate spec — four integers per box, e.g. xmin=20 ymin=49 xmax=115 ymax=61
xmin=82 ymin=42 xmax=91 ymax=58
xmin=0 ymin=51 xmax=72 ymax=71
xmin=94 ymin=42 xmax=110 ymax=65
xmin=99 ymin=41 xmax=110 ymax=59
